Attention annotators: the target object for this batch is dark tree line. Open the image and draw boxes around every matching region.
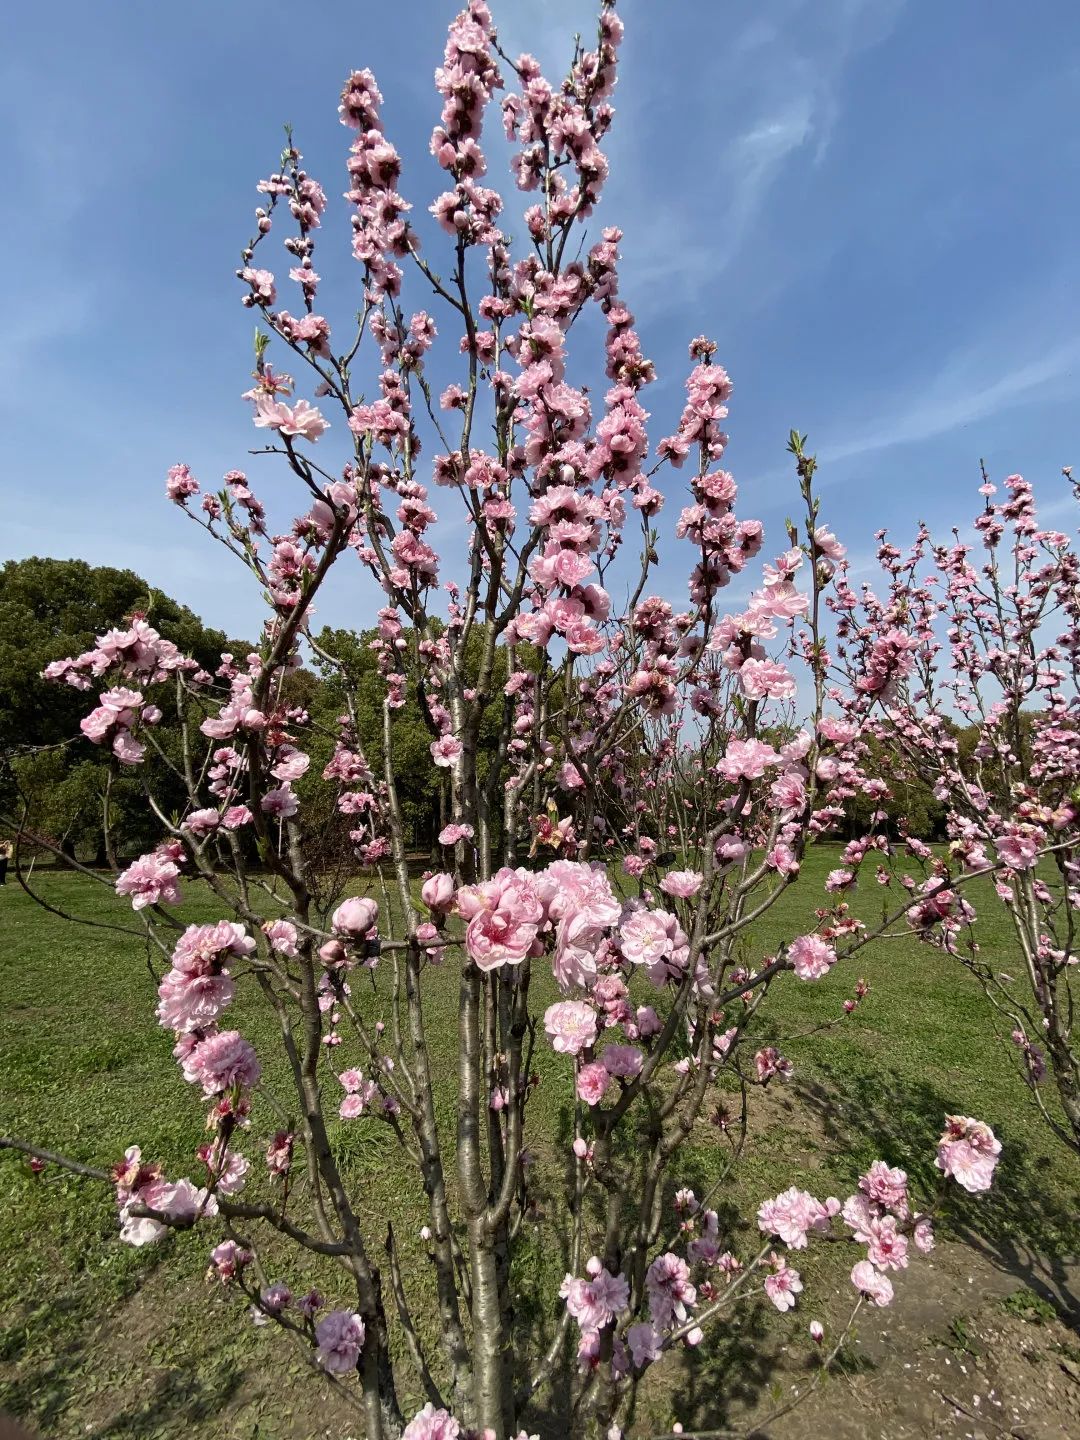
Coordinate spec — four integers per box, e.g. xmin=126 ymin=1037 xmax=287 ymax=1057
xmin=0 ymin=557 xmax=978 ymax=868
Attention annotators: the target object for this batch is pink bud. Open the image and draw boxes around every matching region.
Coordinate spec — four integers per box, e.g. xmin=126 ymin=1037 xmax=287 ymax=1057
xmin=421 ymin=871 xmax=455 ymax=912
xmin=332 ymin=896 xmax=378 ymax=937
xmin=810 ymin=1320 xmax=824 ymax=1344
xmin=319 ymin=939 xmax=346 ymax=965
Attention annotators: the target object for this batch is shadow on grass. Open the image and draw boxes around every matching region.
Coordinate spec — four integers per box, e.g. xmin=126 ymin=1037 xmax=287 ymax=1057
xmin=0 ymin=1217 xmax=245 ymax=1439
xmin=795 ymin=1064 xmax=1080 ymax=1327
xmin=86 ymin=1361 xmax=247 ymax=1440
xmin=516 ymin=1102 xmax=786 ymax=1439
xmin=1 ymin=1297 xmax=245 ymax=1440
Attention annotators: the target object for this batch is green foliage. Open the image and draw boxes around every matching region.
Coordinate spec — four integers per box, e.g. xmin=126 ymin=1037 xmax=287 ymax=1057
xmin=310 ymin=622 xmax=537 ymax=854
xmin=1000 ymin=1287 xmax=1059 ymax=1326
xmin=842 ymin=730 xmax=946 ymax=840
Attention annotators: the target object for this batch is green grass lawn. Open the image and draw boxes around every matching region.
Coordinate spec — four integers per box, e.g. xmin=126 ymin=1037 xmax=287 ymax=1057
xmin=1 ymin=849 xmax=1077 ymax=1438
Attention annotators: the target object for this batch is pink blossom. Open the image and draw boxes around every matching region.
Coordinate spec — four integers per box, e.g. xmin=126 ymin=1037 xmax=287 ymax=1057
xmin=717 ymin=737 xmax=780 ymax=782
xmin=840 ymin=1192 xmax=875 ymax=1242
xmin=850 ymin=1260 xmax=894 ymax=1306
xmin=858 ymin=1160 xmax=908 ymax=1214
xmin=252 ymin=394 xmax=329 ymax=441
xmin=185 ymin=1030 xmax=260 ymax=1096
xmin=261 ymin=785 xmax=299 ymax=819
xmin=119 ymin=1175 xmax=215 ymax=1246
xmin=157 ymin=968 xmax=235 ymax=1032
xmin=544 ymin=1000 xmax=598 ymax=1055
xmin=210 ymin=1239 xmax=252 ymax=1281
xmin=401 ymin=1406 xmax=460 ymax=1440
xmin=770 ymin=770 xmax=807 ymax=811
xmin=457 ymin=867 xmax=543 ymax=970
xmin=340 ymin=1086 xmax=376 ymax=1118
xmin=576 ymin=1061 xmax=611 ymax=1106
xmin=271 ymin=749 xmax=310 ymax=782
xmin=766 ymin=842 xmax=800 ymax=876
xmin=315 ymin=1309 xmax=366 ymax=1373
xmin=431 ymin=735 xmax=462 ymax=768
xmin=659 ymin=869 xmax=703 ymax=898
xmin=738 ymin=657 xmax=797 ymax=701
xmin=788 ymin=933 xmax=837 ymax=981
xmin=561 ymin=1259 xmax=629 ymax=1332
xmin=209 ymin=1150 xmax=249 ymax=1195
xmin=636 ymin=1005 xmax=663 ymax=1037
xmin=116 ymin=851 xmax=183 ymax=910
xmin=626 ymin=1321 xmax=662 ymax=1369
xmin=182 ymin=808 xmax=221 ymax=837
xmin=646 ymin=1252 xmax=696 ymax=1326
xmin=263 ymin=919 xmax=299 ymax=956
xmin=754 ymin=1046 xmax=793 ymax=1082
xmin=618 ymin=910 xmax=669 ymax=972
xmin=935 ymin=1115 xmax=1001 ymax=1192
xmin=266 ymin=1131 xmax=293 ymax=1176
xmin=757 ymin=1187 xmax=831 ymax=1249
xmin=865 ymin=1215 xmax=908 ymax=1271
xmin=763 ymin=1254 xmax=803 ymax=1312
xmin=421 ymin=872 xmax=455 ymax=912
xmin=600 ymin=1044 xmax=643 ymax=1079
xmin=995 ymin=831 xmax=1040 ymax=871
xmin=166 ymin=463 xmax=200 ymax=502
xmin=171 ymin=921 xmax=255 ymax=974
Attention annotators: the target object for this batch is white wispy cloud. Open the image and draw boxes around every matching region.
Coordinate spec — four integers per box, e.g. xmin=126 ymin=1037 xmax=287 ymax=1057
xmin=817 ymin=337 xmax=1080 ymax=471
xmin=595 ymin=0 xmax=908 ymax=307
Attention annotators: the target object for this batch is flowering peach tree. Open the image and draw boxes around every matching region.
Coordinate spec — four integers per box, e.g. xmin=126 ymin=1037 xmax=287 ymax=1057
xmin=834 ymin=468 xmax=1080 ymax=1156
xmin=0 ymin=4 xmax=1021 ymax=1437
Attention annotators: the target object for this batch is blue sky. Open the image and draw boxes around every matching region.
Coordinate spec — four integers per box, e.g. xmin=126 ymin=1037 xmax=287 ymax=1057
xmin=4 ymin=0 xmax=1078 ymax=641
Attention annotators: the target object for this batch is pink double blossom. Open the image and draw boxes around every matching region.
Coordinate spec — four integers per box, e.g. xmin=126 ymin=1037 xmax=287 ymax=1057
xmin=560 ymin=1258 xmax=629 ymax=1333
xmin=315 ymin=1309 xmax=366 ymax=1373
xmin=763 ymin=1253 xmax=803 ymax=1312
xmin=576 ymin=1061 xmax=611 ymax=1106
xmin=116 ymin=850 xmax=183 ymax=910
xmin=183 ymin=1030 xmax=260 ymax=1096
xmin=787 ymin=933 xmax=837 ymax=981
xmin=935 ymin=1115 xmax=1001 ymax=1192
xmin=659 ymin=869 xmax=703 ymax=898
xmin=645 ymin=1252 xmax=696 ymax=1327
xmin=457 ymin=867 xmax=544 ymax=971
xmin=717 ymin=737 xmax=780 ymax=782
xmin=421 ymin=872 xmax=455 ymax=912
xmin=544 ymin=1000 xmax=598 ymax=1055
xmin=858 ymin=1160 xmax=908 ymax=1214
xmin=333 ymin=896 xmax=379 ymax=937
xmin=756 ymin=1187 xmax=832 ymax=1250
xmin=401 ymin=1407 xmax=460 ymax=1440
xmin=850 ymin=1259 xmax=894 ymax=1307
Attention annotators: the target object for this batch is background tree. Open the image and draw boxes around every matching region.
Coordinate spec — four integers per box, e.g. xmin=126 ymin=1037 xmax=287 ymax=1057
xmin=0 ymin=557 xmax=242 ymax=860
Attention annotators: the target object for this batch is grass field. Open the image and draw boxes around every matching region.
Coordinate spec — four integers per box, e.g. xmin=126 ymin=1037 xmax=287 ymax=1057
xmin=1 ymin=850 xmax=1078 ymax=1438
